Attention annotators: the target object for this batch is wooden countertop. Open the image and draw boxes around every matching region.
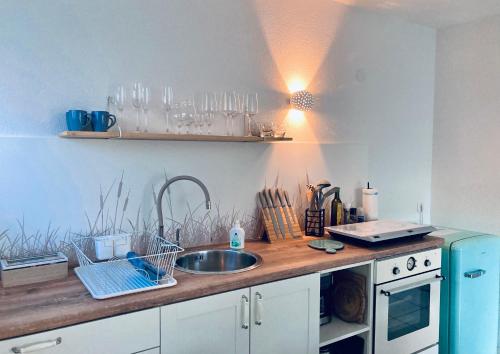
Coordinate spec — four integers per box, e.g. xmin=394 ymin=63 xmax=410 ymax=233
xmin=0 ymin=236 xmax=443 ymax=340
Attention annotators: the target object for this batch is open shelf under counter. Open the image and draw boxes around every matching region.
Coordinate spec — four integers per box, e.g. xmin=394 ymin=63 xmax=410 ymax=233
xmin=59 ymin=131 xmax=293 ymax=143
xmin=320 ymin=315 xmax=370 ymax=348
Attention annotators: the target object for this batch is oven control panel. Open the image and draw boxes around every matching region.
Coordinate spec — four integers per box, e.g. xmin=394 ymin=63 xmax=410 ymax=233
xmin=374 ymin=248 xmax=441 ymax=284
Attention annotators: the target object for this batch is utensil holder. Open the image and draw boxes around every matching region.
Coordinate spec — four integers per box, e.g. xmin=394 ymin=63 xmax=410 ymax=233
xmin=305 ymin=208 xmax=325 ymax=236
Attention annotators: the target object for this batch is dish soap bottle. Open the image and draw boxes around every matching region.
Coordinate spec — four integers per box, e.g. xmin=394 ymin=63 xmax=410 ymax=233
xmin=230 ymin=220 xmax=245 ymax=249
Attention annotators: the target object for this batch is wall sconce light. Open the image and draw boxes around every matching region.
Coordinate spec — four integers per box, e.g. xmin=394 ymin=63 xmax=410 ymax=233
xmin=289 ymin=90 xmax=314 ymax=111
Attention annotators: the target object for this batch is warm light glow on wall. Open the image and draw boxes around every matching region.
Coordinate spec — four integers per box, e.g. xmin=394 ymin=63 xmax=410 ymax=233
xmin=286 ymin=109 xmax=306 ymax=126
xmin=287 ymin=77 xmax=306 ymax=93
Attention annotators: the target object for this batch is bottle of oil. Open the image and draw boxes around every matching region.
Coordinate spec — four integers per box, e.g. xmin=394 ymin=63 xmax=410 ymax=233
xmin=330 ymin=188 xmax=344 ymax=226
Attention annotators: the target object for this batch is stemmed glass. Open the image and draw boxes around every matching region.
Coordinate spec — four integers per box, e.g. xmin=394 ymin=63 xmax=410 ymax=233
xmin=115 ymin=85 xmax=126 ymax=125
xmin=234 ymin=93 xmax=244 ymax=135
xmin=184 ymin=100 xmax=195 ymax=134
xmin=221 ymin=91 xmax=236 ymax=136
xmin=141 ymin=86 xmax=151 ymax=132
xmin=131 ymin=82 xmax=142 ymax=132
xmin=172 ymin=102 xmax=184 ymax=134
xmin=244 ymin=93 xmax=258 ymax=136
xmin=193 ymin=94 xmax=204 ymax=135
xmin=202 ymin=92 xmax=217 ymax=135
xmin=161 ymin=86 xmax=173 ymax=133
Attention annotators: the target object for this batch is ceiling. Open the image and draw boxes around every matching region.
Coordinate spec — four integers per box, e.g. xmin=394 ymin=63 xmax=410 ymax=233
xmin=335 ymin=0 xmax=500 ymax=28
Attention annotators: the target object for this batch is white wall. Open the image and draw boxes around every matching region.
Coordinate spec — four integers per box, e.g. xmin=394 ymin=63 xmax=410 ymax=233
xmin=432 ymin=15 xmax=500 ymax=352
xmin=432 ymin=15 xmax=500 ymax=233
xmin=0 ymin=0 xmax=436 ymax=246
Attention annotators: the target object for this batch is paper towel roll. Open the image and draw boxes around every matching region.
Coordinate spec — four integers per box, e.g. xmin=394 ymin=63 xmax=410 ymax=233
xmin=362 ymin=188 xmax=378 ymax=221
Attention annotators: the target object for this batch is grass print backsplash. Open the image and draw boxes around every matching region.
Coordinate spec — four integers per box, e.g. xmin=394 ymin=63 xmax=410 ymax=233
xmin=0 ymin=173 xmax=312 ymax=263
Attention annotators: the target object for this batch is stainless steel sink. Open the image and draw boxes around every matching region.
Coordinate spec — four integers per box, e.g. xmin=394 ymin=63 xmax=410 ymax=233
xmin=175 ymin=249 xmax=262 ymax=274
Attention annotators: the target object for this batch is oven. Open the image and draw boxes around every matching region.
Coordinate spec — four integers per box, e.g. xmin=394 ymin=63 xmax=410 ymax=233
xmin=373 ymin=249 xmax=443 ymax=354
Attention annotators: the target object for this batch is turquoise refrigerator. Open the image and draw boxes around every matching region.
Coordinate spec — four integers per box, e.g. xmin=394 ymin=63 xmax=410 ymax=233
xmin=434 ymin=229 xmax=500 ymax=354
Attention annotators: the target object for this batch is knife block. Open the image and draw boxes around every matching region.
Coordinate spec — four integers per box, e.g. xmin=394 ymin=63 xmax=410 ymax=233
xmin=259 ymin=208 xmax=303 ymax=243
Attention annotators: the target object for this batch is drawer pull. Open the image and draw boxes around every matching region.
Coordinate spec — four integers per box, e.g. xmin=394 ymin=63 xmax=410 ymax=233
xmin=255 ymin=292 xmax=263 ymax=325
xmin=12 ymin=337 xmax=62 ymax=353
xmin=241 ymin=295 xmax=249 ymax=329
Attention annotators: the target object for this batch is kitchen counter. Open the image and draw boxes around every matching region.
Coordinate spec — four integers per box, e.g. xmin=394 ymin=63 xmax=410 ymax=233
xmin=0 ymin=236 xmax=443 ymax=340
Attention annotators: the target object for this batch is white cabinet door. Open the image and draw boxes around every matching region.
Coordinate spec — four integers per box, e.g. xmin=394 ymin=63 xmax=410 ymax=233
xmin=161 ymin=288 xmax=250 ymax=354
xmin=0 ymin=308 xmax=160 ymax=354
xmin=250 ymin=273 xmax=320 ymax=354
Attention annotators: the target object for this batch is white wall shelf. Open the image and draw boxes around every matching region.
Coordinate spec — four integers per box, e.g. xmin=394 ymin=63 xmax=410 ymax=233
xmin=59 ymin=131 xmax=292 ymax=143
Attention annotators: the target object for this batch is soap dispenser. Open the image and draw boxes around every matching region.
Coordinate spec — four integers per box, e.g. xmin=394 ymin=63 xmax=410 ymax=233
xmin=229 ymin=220 xmax=245 ymax=249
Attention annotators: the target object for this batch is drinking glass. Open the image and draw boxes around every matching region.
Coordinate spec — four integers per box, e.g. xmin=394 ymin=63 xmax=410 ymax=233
xmin=221 ymin=91 xmax=236 ymax=136
xmin=234 ymin=93 xmax=244 ymax=135
xmin=131 ymin=82 xmax=142 ymax=132
xmin=193 ymin=94 xmax=204 ymax=135
xmin=172 ymin=102 xmax=184 ymax=134
xmin=141 ymin=86 xmax=151 ymax=132
xmin=115 ymin=85 xmax=126 ymax=124
xmin=202 ymin=92 xmax=217 ymax=135
xmin=183 ymin=100 xmax=195 ymax=134
xmin=162 ymin=86 xmax=173 ymax=133
xmin=244 ymin=93 xmax=258 ymax=136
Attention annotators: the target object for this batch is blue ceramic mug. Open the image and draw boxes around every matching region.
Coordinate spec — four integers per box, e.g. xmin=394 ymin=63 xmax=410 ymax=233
xmin=66 ymin=110 xmax=91 ymax=131
xmin=91 ymin=111 xmax=116 ymax=132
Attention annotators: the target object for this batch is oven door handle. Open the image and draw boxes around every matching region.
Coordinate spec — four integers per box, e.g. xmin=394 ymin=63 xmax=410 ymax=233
xmin=380 ymin=274 xmax=445 ymax=297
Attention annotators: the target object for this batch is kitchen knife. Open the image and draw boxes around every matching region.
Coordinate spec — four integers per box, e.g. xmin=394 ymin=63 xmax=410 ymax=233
xmin=261 ymin=190 xmax=282 ymax=240
xmin=267 ymin=188 xmax=287 ymax=239
xmin=276 ymin=189 xmax=299 ymax=238
xmin=257 ymin=193 xmax=277 ymax=241
xmin=283 ymin=189 xmax=299 ymax=225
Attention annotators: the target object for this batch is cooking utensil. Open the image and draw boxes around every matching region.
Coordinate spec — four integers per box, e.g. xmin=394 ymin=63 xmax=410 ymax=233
xmin=315 ymin=179 xmax=331 ymax=210
xmin=276 ymin=189 xmax=301 ymax=238
xmin=262 ymin=190 xmax=283 ymax=240
xmin=321 ymin=186 xmax=339 ymax=208
xmin=267 ymin=188 xmax=287 ymax=239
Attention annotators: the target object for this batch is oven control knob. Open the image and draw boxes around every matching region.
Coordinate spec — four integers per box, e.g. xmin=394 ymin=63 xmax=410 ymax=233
xmin=407 ymin=257 xmax=417 ymax=271
xmin=392 ymin=267 xmax=400 ymax=275
xmin=424 ymin=259 xmax=431 ymax=267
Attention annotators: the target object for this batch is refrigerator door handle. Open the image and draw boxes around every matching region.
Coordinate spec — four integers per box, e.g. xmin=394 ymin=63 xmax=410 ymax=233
xmin=464 ymin=269 xmax=486 ymax=279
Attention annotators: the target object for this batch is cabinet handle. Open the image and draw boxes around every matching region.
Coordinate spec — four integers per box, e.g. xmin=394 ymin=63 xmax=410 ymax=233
xmin=464 ymin=269 xmax=486 ymax=279
xmin=12 ymin=337 xmax=62 ymax=353
xmin=241 ymin=295 xmax=249 ymax=329
xmin=255 ymin=292 xmax=263 ymax=326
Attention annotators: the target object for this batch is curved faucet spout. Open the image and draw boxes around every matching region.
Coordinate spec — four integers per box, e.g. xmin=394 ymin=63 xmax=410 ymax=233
xmin=157 ymin=175 xmax=211 ymax=239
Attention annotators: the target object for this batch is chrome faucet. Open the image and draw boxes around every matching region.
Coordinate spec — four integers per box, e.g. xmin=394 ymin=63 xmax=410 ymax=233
xmin=157 ymin=175 xmax=211 ymax=239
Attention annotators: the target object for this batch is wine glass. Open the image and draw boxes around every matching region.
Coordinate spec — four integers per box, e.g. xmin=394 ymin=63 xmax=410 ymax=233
xmin=173 ymin=102 xmax=184 ymax=134
xmin=115 ymin=85 xmax=126 ymax=125
xmin=234 ymin=93 xmax=244 ymax=135
xmin=193 ymin=94 xmax=204 ymax=135
xmin=244 ymin=93 xmax=258 ymax=136
xmin=161 ymin=86 xmax=173 ymax=133
xmin=131 ymin=82 xmax=142 ymax=132
xmin=202 ymin=92 xmax=217 ymax=135
xmin=184 ymin=100 xmax=195 ymax=134
xmin=141 ymin=86 xmax=151 ymax=132
xmin=221 ymin=91 xmax=236 ymax=136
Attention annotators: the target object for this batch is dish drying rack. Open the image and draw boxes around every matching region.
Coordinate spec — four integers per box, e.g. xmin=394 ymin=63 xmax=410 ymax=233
xmin=72 ymin=235 xmax=183 ymax=300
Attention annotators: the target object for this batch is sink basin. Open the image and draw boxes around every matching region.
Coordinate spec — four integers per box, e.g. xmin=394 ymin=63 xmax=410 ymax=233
xmin=175 ymin=249 xmax=262 ymax=274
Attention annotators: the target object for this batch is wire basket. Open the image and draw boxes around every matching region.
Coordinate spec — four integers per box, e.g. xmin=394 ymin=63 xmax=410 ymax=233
xmin=72 ymin=235 xmax=183 ymax=300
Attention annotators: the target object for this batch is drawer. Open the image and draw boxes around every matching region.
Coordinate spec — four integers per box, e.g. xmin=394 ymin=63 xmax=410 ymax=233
xmin=0 ymin=308 xmax=159 ymax=354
